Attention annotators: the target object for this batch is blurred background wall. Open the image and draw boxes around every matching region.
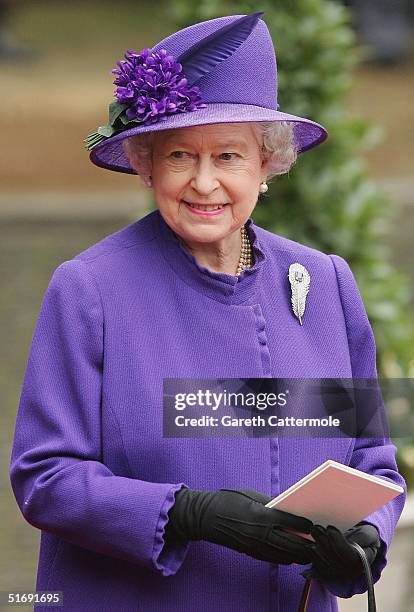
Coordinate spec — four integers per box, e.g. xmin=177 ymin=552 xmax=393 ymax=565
xmin=1 ymin=2 xmax=413 ymax=610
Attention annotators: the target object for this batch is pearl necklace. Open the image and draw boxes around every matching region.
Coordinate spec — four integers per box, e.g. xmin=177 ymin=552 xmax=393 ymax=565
xmin=235 ymin=225 xmax=254 ymax=276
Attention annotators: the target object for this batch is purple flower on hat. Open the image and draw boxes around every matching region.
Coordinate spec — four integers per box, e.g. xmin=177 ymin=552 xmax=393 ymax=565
xmin=111 ymin=48 xmax=206 ymax=124
xmin=84 ymin=12 xmax=267 ymax=151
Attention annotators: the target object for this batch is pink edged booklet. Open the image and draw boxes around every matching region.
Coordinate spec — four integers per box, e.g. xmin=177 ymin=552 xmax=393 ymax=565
xmin=265 ymin=459 xmax=404 ymax=540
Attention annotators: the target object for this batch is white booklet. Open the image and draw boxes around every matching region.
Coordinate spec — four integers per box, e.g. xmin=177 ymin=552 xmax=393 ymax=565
xmin=265 ymin=459 xmax=404 ymax=536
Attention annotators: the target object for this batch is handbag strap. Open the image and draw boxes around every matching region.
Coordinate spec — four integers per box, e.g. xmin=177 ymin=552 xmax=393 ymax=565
xmin=350 ymin=542 xmax=377 ymax=611
xmin=298 ymin=543 xmax=377 ymax=612
xmin=298 ymin=577 xmax=312 ymax=612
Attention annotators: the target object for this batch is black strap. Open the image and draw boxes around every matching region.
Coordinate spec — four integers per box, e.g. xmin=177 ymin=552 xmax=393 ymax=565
xmin=350 ymin=542 xmax=377 ymax=611
xmin=298 ymin=543 xmax=376 ymax=612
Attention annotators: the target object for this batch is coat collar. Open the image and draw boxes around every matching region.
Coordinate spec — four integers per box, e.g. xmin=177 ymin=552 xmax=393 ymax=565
xmin=152 ymin=209 xmax=266 ymax=304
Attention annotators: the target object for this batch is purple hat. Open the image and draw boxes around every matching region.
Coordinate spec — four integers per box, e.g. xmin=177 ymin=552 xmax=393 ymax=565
xmin=86 ymin=12 xmax=328 ymax=175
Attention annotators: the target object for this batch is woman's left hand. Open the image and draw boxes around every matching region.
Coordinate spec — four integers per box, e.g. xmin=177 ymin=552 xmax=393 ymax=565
xmin=302 ymin=522 xmax=382 ymax=582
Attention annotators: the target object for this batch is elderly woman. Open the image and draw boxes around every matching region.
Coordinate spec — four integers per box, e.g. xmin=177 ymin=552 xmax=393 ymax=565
xmin=10 ymin=12 xmax=405 ymax=612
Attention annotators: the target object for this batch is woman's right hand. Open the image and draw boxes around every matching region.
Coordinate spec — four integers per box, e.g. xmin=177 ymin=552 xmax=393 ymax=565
xmin=164 ymin=487 xmax=315 ymax=565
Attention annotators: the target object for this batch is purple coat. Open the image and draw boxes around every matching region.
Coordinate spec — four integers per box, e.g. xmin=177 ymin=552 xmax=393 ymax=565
xmin=10 ymin=209 xmax=406 ymax=611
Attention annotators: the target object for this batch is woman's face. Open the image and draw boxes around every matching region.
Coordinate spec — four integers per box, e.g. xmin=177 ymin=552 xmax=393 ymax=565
xmin=150 ymin=123 xmax=268 ymax=245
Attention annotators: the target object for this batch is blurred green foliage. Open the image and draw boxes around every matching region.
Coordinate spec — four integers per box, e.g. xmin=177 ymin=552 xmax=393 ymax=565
xmin=169 ymin=0 xmax=414 ymax=482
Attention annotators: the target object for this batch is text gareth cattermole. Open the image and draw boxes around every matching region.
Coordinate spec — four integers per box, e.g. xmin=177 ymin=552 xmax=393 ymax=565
xmin=174 ymin=389 xmax=288 ymax=411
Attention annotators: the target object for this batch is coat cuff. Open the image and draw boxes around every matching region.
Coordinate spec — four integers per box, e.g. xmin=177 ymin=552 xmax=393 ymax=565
xmin=152 ymin=483 xmax=191 ymax=576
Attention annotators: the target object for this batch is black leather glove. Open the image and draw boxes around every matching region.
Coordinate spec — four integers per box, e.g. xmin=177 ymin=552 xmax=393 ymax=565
xmin=164 ymin=487 xmax=315 ymax=565
xmin=302 ymin=521 xmax=382 ymax=582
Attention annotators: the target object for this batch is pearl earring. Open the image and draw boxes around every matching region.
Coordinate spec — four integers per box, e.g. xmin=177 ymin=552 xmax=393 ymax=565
xmin=145 ymin=176 xmax=153 ymax=188
xmin=259 ymin=181 xmax=268 ymax=194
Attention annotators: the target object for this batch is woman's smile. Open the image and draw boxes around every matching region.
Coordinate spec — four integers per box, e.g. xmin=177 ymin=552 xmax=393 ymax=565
xmin=182 ymin=200 xmax=229 ymax=216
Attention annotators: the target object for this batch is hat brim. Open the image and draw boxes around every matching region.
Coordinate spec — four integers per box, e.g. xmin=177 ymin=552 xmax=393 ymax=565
xmin=89 ymin=103 xmax=328 ymax=175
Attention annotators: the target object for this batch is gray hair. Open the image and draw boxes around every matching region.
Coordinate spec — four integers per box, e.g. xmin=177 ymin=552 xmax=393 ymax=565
xmin=122 ymin=121 xmax=298 ymax=186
